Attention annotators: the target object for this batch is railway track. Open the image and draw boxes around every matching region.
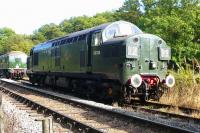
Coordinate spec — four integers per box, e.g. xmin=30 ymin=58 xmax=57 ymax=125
xmin=21 ymin=79 xmax=200 ymax=122
xmin=129 ymin=100 xmax=200 ymax=123
xmin=0 ymin=78 xmax=199 ymax=133
xmin=20 ymin=79 xmax=200 ymax=112
xmin=132 ymin=105 xmax=199 ymax=122
xmin=145 ymin=101 xmax=200 ymax=114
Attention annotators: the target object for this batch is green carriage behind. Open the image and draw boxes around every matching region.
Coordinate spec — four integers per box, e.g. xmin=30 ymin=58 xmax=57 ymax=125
xmin=0 ymin=51 xmax=27 ymax=79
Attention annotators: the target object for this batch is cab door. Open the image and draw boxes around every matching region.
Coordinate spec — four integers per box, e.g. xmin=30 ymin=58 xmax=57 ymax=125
xmin=139 ymin=37 xmax=158 ymax=74
xmin=90 ymin=30 xmax=102 ymax=73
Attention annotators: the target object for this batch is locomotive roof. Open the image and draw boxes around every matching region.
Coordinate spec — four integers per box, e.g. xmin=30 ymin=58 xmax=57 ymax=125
xmin=51 ymin=22 xmax=111 ymax=42
xmin=33 ymin=23 xmax=111 ymax=52
xmin=65 ymin=23 xmax=111 ymax=38
xmin=103 ymin=36 xmax=128 ymax=45
xmin=33 ymin=21 xmax=142 ymax=52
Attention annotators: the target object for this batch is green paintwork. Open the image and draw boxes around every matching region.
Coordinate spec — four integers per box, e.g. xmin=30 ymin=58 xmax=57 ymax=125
xmin=30 ymin=21 xmax=170 ymax=86
xmin=123 ymin=34 xmax=169 ymax=83
xmin=0 ymin=51 xmax=27 ymax=70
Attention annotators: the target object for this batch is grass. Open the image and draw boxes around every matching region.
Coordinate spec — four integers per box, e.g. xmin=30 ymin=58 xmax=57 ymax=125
xmin=159 ymin=68 xmax=200 ymax=110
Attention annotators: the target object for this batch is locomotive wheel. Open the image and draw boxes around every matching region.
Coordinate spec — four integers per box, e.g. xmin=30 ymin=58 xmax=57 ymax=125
xmin=139 ymin=81 xmax=149 ymax=103
xmin=6 ymin=74 xmax=10 ymax=79
xmin=119 ymin=85 xmax=131 ymax=105
xmin=154 ymin=87 xmax=164 ymax=101
xmin=139 ymin=95 xmax=149 ymax=103
xmin=5 ymin=72 xmax=10 ymax=79
xmin=85 ymin=83 xmax=95 ymax=99
xmin=38 ymin=76 xmax=45 ymax=87
xmin=29 ymin=76 xmax=36 ymax=85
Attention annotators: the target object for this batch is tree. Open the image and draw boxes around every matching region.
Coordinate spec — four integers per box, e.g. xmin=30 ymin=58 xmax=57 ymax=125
xmin=0 ymin=28 xmax=16 ymax=54
xmin=0 ymin=28 xmax=34 ymax=54
xmin=0 ymin=0 xmax=199 ymax=65
xmin=33 ymin=23 xmax=65 ymax=41
xmin=114 ymin=0 xmax=142 ymax=25
xmin=3 ymin=34 xmax=34 ymax=54
xmin=116 ymin=0 xmax=200 ymax=65
xmin=59 ymin=12 xmax=114 ymax=34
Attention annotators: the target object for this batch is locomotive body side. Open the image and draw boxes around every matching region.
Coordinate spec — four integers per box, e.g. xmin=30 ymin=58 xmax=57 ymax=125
xmin=27 ymin=21 xmax=175 ymax=102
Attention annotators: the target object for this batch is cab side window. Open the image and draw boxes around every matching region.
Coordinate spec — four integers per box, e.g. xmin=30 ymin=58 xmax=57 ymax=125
xmin=92 ymin=32 xmax=102 ymax=46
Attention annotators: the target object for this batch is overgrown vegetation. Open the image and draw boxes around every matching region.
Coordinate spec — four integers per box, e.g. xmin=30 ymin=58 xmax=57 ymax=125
xmin=160 ymin=69 xmax=200 ymax=109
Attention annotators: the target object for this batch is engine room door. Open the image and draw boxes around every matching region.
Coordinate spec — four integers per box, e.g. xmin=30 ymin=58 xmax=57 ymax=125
xmin=139 ymin=38 xmax=158 ymax=74
xmin=80 ymin=38 xmax=87 ymax=72
xmin=82 ymin=32 xmax=92 ymax=73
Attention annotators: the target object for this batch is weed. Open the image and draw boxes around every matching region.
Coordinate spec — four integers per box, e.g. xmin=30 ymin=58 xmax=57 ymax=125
xmin=160 ymin=68 xmax=200 ymax=110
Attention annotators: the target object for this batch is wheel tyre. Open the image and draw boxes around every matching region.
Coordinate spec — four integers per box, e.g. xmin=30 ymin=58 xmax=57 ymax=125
xmin=140 ymin=81 xmax=149 ymax=103
xmin=139 ymin=95 xmax=149 ymax=103
xmin=155 ymin=88 xmax=164 ymax=101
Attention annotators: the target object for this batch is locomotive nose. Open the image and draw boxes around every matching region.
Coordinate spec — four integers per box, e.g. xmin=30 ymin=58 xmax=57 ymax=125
xmin=126 ymin=34 xmax=167 ymax=72
xmin=125 ymin=33 xmax=172 ymax=81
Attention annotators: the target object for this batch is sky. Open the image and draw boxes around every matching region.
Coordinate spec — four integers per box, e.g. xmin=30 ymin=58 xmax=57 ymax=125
xmin=0 ymin=0 xmax=125 ymax=35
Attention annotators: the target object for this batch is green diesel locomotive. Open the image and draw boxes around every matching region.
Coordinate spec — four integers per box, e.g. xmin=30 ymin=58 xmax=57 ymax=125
xmin=0 ymin=51 xmax=27 ymax=79
xmin=27 ymin=20 xmax=175 ymax=102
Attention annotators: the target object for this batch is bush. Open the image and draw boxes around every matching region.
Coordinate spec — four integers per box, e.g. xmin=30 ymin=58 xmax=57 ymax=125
xmin=160 ymin=69 xmax=200 ymax=109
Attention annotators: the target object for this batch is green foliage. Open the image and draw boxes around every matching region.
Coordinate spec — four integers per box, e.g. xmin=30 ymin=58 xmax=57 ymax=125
xmin=31 ymin=32 xmax=46 ymax=44
xmin=117 ymin=0 xmax=200 ymax=66
xmin=0 ymin=0 xmax=199 ymax=65
xmin=33 ymin=23 xmax=65 ymax=42
xmin=160 ymin=69 xmax=200 ymax=109
xmin=0 ymin=27 xmax=15 ymax=36
xmin=0 ymin=28 xmax=34 ymax=54
xmin=7 ymin=35 xmax=34 ymax=54
xmin=0 ymin=28 xmax=16 ymax=53
xmin=60 ymin=12 xmax=115 ymax=34
xmin=3 ymin=35 xmax=34 ymax=54
xmin=0 ymin=11 xmax=114 ymax=55
xmin=114 ymin=0 xmax=141 ymax=24
xmin=61 ymin=16 xmax=94 ymax=33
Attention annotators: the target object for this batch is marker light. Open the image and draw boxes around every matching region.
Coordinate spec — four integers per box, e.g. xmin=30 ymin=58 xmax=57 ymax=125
xmin=165 ymin=74 xmax=175 ymax=88
xmin=131 ymin=74 xmax=142 ymax=88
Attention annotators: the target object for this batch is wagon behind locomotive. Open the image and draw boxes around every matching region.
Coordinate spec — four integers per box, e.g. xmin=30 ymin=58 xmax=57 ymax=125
xmin=0 ymin=51 xmax=27 ymax=79
xmin=27 ymin=20 xmax=175 ymax=102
